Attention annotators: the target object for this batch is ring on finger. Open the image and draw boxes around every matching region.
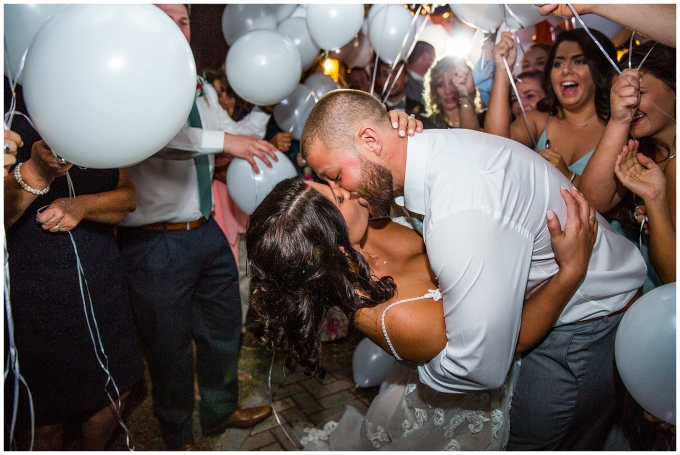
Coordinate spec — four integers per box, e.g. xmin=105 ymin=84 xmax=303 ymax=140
xmin=3 ymin=142 xmax=9 ymax=153
xmin=588 ymin=216 xmax=597 ymax=222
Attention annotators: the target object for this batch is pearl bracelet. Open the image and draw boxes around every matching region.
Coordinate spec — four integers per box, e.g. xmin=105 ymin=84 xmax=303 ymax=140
xmin=14 ymin=162 xmax=50 ymax=196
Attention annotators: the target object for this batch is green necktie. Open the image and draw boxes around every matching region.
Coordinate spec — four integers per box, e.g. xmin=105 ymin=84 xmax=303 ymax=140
xmin=188 ymin=99 xmax=212 ymax=219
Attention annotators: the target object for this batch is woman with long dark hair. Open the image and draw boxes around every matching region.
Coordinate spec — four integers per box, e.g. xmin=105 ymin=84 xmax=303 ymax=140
xmin=486 ymin=28 xmax=616 ymax=187
xmin=246 ymin=176 xmax=597 ymax=450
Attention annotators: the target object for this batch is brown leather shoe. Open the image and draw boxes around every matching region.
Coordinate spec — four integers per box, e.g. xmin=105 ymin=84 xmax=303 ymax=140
xmin=170 ymin=440 xmax=197 ymax=451
xmin=202 ymin=406 xmax=273 ymax=436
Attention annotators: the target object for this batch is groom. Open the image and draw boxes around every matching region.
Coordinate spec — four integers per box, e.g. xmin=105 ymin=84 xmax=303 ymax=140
xmin=301 ymin=90 xmax=647 ymax=450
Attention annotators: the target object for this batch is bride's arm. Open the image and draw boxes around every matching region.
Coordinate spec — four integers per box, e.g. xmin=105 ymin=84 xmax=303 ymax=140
xmin=515 ymin=186 xmax=598 ymax=353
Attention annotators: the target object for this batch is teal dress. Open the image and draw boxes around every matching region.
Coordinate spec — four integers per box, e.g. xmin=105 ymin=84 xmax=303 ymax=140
xmin=534 ymin=116 xmax=594 ymax=175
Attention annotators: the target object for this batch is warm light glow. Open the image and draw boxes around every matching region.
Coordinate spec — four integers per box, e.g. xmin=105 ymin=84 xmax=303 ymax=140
xmin=323 ymin=58 xmax=339 ymax=82
xmin=445 ymin=34 xmax=473 ymax=59
xmin=532 ymin=35 xmax=537 ymax=41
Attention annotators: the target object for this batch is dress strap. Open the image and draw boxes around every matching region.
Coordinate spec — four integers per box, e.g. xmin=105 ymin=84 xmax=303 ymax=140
xmin=381 ymin=288 xmax=442 ymax=361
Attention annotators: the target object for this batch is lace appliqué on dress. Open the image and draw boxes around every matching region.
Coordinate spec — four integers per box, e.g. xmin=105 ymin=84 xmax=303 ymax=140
xmin=405 ymin=384 xmax=417 ymax=396
xmin=366 ymin=420 xmax=390 ymax=448
xmin=402 ymin=407 xmax=427 ymax=437
xmin=443 ymin=439 xmax=462 ymax=451
xmin=433 ymin=408 xmax=445 ymax=426
xmin=491 ymin=409 xmax=504 ymax=439
xmin=300 ymin=421 xmax=338 ymax=446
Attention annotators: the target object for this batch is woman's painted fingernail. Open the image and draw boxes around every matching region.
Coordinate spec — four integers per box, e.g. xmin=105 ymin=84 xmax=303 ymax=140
xmin=546 ymin=210 xmax=555 ymax=220
xmin=393 ymin=122 xmax=398 ymax=128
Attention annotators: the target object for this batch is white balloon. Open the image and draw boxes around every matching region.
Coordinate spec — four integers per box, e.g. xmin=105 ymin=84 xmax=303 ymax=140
xmin=450 ymin=4 xmax=505 ymax=33
xmin=574 ymin=15 xmax=623 ymax=39
xmin=226 ymin=29 xmax=301 ymax=106
xmin=615 ymin=283 xmax=676 ymax=425
xmin=418 ymin=24 xmax=450 ymax=58
xmin=267 ymin=4 xmax=297 ymax=23
xmin=333 ymin=32 xmax=373 ymax=69
xmin=221 ymin=4 xmax=277 ymax=47
xmin=277 ymin=17 xmax=320 ymax=72
xmin=353 ymin=337 xmax=395 ymax=388
xmin=272 ymin=84 xmax=315 ymax=141
xmin=304 ymin=73 xmax=339 ymax=101
xmin=226 ymin=151 xmax=298 ymax=215
xmin=503 ymin=4 xmax=546 ymax=30
xmin=4 ymin=4 xmax=66 ymax=84
xmin=306 ymin=4 xmax=364 ymax=50
xmin=22 ymin=4 xmax=196 ymax=169
xmin=368 ymin=4 xmax=417 ymax=64
xmin=367 ymin=4 xmax=386 ymax=26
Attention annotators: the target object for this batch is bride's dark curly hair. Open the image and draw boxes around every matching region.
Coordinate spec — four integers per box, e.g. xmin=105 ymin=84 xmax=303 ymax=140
xmin=246 ymin=177 xmax=396 ymax=376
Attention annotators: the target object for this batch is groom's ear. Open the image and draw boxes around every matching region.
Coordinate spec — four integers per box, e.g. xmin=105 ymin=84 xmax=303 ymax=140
xmin=356 ymin=126 xmax=383 ymax=157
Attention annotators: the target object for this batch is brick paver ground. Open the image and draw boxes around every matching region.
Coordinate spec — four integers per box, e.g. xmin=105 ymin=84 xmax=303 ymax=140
xmin=105 ymin=327 xmax=379 ymax=450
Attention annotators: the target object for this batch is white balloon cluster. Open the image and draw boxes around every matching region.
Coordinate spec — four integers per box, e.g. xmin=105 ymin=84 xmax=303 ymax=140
xmin=223 ymin=4 xmax=364 ymax=106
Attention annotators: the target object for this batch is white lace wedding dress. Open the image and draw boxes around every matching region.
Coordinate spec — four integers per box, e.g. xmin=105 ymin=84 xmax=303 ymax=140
xmin=299 ymin=287 xmax=521 ymax=451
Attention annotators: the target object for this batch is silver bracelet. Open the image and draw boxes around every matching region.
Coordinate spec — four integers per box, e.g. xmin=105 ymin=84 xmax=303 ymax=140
xmin=14 ymin=162 xmax=50 ymax=196
xmin=570 ymin=171 xmax=577 ymax=183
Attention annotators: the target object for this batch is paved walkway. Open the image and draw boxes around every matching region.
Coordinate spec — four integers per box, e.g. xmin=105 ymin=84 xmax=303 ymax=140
xmin=106 ymin=327 xmax=378 ymax=450
xmin=214 ymin=328 xmax=378 ymax=450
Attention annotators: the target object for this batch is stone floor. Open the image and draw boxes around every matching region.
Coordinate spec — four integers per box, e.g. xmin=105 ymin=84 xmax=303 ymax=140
xmin=107 ymin=327 xmax=379 ymax=451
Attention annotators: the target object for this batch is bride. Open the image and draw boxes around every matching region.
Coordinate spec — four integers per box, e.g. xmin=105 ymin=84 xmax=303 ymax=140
xmin=246 ymin=177 xmax=598 ymax=450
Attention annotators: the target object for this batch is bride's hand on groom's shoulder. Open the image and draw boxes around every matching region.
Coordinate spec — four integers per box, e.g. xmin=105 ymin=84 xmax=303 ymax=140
xmin=387 ymin=110 xmax=423 ymax=138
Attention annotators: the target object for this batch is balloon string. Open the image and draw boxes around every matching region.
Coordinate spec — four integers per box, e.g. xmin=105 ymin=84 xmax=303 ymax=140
xmin=268 ymin=348 xmax=297 ymax=448
xmin=382 ymin=6 xmax=430 ymax=103
xmin=4 ymin=229 xmax=36 ymax=451
xmin=567 ymin=4 xmax=635 ymax=88
xmin=380 ymin=5 xmax=420 ymax=100
xmin=503 ymin=56 xmax=536 ymax=148
xmin=628 ymin=31 xmax=636 ymax=69
xmin=503 ymin=4 xmax=526 ymax=30
xmin=369 ymin=50 xmax=380 ymax=98
xmin=31 ymin=176 xmax=135 ymax=450
xmin=466 ymin=28 xmax=481 ymax=61
xmin=565 ymin=6 xmax=674 ymax=127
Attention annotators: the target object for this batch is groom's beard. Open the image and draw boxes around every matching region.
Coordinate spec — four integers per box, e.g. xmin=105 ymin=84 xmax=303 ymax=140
xmin=357 ymin=155 xmax=394 ymax=218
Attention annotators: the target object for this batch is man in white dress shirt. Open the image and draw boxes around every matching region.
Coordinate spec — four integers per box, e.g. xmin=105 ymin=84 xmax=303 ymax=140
xmin=301 ymin=89 xmax=647 ymax=450
xmin=117 ymin=4 xmax=276 ymax=449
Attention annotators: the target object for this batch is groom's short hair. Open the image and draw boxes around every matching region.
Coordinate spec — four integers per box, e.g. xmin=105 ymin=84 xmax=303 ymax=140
xmin=301 ymin=89 xmax=391 ymax=158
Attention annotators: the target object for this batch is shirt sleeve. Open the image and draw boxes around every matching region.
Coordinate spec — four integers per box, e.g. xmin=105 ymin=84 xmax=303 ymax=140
xmin=218 ymin=106 xmax=270 ymax=139
xmin=417 ymin=209 xmax=532 ymax=393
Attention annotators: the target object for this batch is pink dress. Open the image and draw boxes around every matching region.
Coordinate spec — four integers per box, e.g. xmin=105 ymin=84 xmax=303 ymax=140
xmin=211 ymin=154 xmax=248 ymax=263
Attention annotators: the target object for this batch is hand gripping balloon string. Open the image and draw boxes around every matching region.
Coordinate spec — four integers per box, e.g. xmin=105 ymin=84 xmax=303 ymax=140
xmin=268 ymin=349 xmax=297 ymax=448
xmin=33 ymin=176 xmax=135 ymax=450
xmin=567 ymin=4 xmax=635 ymax=88
xmin=5 ymin=232 xmax=36 ymax=451
xmin=503 ymin=56 xmax=537 ymax=149
xmin=566 ymin=6 xmax=674 ymax=125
